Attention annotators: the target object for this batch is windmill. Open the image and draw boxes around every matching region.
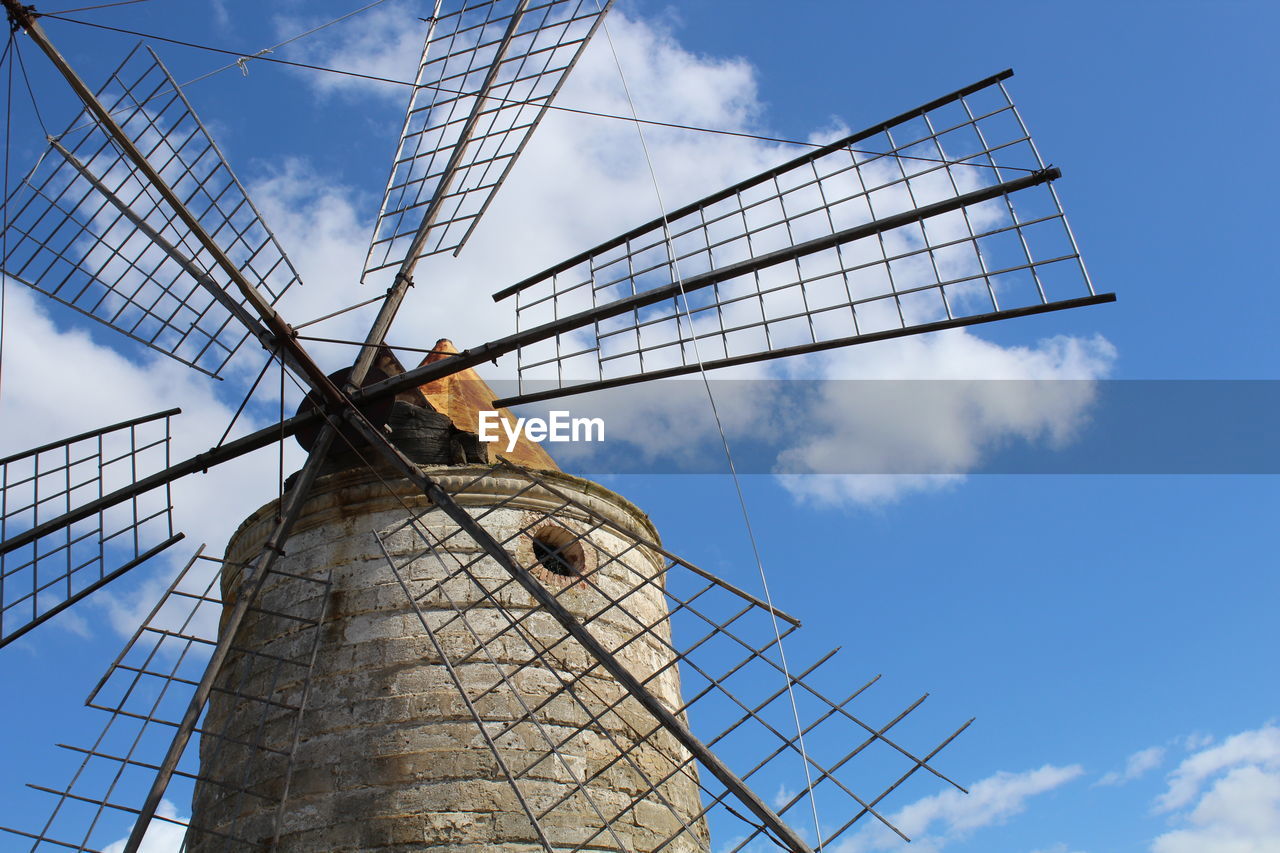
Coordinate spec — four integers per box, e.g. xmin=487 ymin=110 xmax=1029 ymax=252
xmin=0 ymin=1 xmax=1116 ymax=851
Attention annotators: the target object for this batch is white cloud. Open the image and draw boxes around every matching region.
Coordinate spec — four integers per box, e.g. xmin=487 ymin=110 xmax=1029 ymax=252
xmin=1181 ymin=732 xmax=1216 ymax=752
xmin=251 ymin=158 xmax=388 ymax=372
xmin=1157 ymin=726 xmax=1280 ymax=813
xmin=1097 ymin=746 xmax=1166 ymax=787
xmin=775 ymin=331 xmax=1116 ymax=507
xmin=774 ymin=783 xmax=797 ymax=810
xmin=210 ymin=0 xmax=230 ymax=31
xmin=275 ymin=2 xmax=425 ymax=104
xmin=102 ymin=798 xmax=188 ymax=853
xmin=1149 ymin=724 xmax=1280 ymax=853
xmin=838 ymin=763 xmax=1084 ymax=852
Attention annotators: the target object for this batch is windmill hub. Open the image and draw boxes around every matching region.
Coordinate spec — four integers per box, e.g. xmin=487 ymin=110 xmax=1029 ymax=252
xmin=291 ymin=352 xmax=500 ymax=478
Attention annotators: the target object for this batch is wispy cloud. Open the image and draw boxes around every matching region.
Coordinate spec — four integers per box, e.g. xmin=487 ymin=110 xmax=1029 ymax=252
xmin=1096 ymin=745 xmax=1166 ymax=787
xmin=274 ymin=1 xmax=425 ymax=104
xmin=837 ymin=763 xmax=1084 ymax=852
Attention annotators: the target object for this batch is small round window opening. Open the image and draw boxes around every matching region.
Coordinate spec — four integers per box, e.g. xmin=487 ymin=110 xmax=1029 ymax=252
xmin=529 ymin=526 xmax=585 ymax=578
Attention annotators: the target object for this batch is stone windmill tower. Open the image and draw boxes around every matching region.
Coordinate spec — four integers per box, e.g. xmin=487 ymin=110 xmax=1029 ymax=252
xmin=0 ymin=1 xmax=1114 ymax=850
xmin=189 ymin=351 xmax=711 ymax=851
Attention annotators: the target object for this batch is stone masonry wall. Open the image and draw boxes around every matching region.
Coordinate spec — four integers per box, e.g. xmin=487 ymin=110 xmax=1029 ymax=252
xmin=188 ymin=465 xmax=709 ymax=852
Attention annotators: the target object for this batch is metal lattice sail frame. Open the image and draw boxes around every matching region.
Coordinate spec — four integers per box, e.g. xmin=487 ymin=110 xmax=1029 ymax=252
xmin=7 ymin=547 xmax=333 ymax=852
xmin=0 ymin=1 xmax=1116 ymax=851
xmin=0 ymin=408 xmax=182 ymax=649
xmin=2 ymin=45 xmax=302 ymax=378
xmin=495 ymin=70 xmax=1106 ymax=404
xmin=363 ymin=0 xmax=615 ymax=277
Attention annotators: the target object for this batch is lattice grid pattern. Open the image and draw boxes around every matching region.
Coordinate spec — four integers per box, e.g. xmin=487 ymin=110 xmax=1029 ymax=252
xmin=499 ymin=72 xmax=1100 ymax=404
xmin=362 ymin=0 xmax=613 ymax=277
xmin=375 ymin=462 xmax=970 ymax=850
xmin=0 ymin=409 xmax=180 ymax=649
xmin=5 ymin=549 xmax=333 ymax=852
xmin=1 ymin=45 xmax=301 ymax=377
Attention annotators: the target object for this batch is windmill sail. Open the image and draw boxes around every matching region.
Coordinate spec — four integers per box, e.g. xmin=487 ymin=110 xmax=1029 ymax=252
xmin=491 ymin=70 xmax=1114 ymax=406
xmin=5 ymin=547 xmax=333 ymax=852
xmin=370 ymin=461 xmax=969 ymax=850
xmin=362 ymin=0 xmax=614 ymax=278
xmin=1 ymin=45 xmax=302 ymax=378
xmin=0 ymin=409 xmax=183 ymax=649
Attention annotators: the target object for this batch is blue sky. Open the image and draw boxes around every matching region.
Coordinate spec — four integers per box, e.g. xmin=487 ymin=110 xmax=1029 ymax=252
xmin=0 ymin=1 xmax=1276 ymax=851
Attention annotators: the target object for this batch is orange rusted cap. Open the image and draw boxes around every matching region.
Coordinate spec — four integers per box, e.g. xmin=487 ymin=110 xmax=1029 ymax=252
xmin=418 ymin=339 xmax=559 ymax=471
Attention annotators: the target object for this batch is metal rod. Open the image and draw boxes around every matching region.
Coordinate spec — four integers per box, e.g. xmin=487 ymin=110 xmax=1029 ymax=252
xmin=491 ymin=292 xmax=1117 ymax=407
xmin=0 ymin=407 xmax=179 ymax=466
xmin=347 ymin=275 xmax=411 ymax=390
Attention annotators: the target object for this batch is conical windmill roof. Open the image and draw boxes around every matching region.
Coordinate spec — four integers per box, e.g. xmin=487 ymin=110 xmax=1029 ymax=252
xmin=416 ymin=338 xmax=560 ymax=472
